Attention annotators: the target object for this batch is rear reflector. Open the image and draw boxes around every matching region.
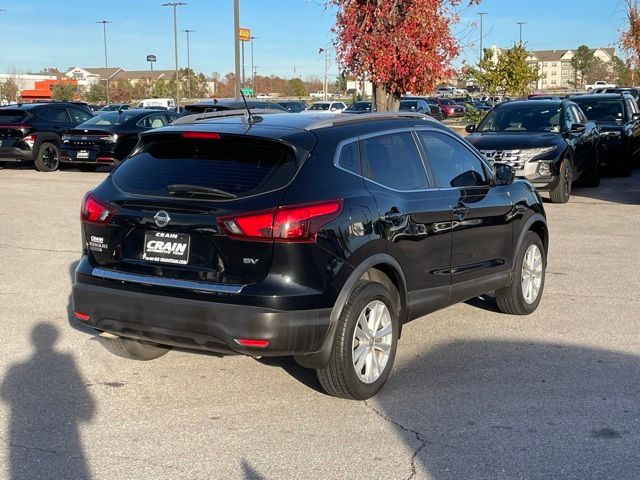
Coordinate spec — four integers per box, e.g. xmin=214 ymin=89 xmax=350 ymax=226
xmin=74 ymin=312 xmax=90 ymax=321
xmin=234 ymin=338 xmax=270 ymax=348
xmin=181 ymin=131 xmax=221 ymax=140
xmin=81 ymin=192 xmax=117 ymax=224
xmin=97 ymin=156 xmax=115 ymax=162
xmin=218 ymin=199 xmax=343 ymax=243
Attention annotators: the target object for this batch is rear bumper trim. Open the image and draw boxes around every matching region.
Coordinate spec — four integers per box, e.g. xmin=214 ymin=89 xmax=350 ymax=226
xmin=91 ymin=267 xmax=245 ymax=294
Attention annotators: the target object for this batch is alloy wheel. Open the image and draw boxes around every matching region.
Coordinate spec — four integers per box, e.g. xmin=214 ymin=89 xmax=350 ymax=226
xmin=352 ymin=300 xmax=393 ymax=384
xmin=521 ymin=244 xmax=543 ymax=304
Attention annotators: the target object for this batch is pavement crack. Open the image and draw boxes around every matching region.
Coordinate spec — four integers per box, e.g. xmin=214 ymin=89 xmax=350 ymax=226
xmin=0 ymin=242 xmax=80 ymax=254
xmin=364 ymin=399 xmax=456 ymax=480
xmin=549 ymin=291 xmax=640 ymax=304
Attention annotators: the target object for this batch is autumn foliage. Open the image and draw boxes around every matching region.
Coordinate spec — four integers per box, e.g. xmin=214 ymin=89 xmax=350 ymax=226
xmin=621 ymin=0 xmax=640 ymax=72
xmin=331 ymin=0 xmax=479 ymax=110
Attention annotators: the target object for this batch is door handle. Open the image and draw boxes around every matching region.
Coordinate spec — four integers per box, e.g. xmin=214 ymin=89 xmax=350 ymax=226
xmin=453 ymin=205 xmax=470 ymax=221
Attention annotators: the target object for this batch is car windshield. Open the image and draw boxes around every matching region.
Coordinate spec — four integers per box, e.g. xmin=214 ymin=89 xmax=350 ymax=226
xmin=309 ymin=103 xmax=331 ymax=110
xmin=399 ymin=101 xmax=418 ymax=111
xmin=572 ymin=99 xmax=625 ymax=124
xmin=347 ymin=102 xmax=370 ymax=111
xmin=478 ymin=104 xmax=562 ymax=133
xmin=82 ymin=112 xmax=139 ymax=126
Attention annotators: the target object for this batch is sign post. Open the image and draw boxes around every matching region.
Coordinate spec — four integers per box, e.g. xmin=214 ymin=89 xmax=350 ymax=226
xmin=146 ymin=54 xmax=157 ymax=72
xmin=239 ymin=28 xmax=251 ymax=88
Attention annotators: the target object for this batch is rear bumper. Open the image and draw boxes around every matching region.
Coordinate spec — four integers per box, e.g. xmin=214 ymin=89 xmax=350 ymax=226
xmin=72 ymin=281 xmax=333 ymax=357
xmin=0 ymin=147 xmax=33 ymax=162
xmin=60 ymin=146 xmax=119 ymax=165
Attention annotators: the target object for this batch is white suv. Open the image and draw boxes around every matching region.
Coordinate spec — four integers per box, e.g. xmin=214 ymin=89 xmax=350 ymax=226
xmin=307 ymin=101 xmax=346 ymax=113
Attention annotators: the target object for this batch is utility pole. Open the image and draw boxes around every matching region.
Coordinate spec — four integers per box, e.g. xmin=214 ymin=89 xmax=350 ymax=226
xmin=250 ymin=36 xmax=257 ymax=95
xmin=181 ymin=29 xmax=194 ymax=99
xmin=517 ymin=21 xmax=526 ymax=45
xmin=478 ymin=12 xmax=487 ymax=64
xmin=233 ymin=0 xmax=241 ymax=99
xmin=97 ymin=20 xmax=112 ymax=104
xmin=162 ymin=2 xmax=187 ymax=108
xmin=319 ymin=48 xmax=329 ymax=101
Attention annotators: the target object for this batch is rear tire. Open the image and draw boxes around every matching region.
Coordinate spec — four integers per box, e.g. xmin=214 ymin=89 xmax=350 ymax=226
xmin=316 ymin=281 xmax=399 ymax=400
xmin=99 ymin=336 xmax=171 ymax=360
xmin=496 ymin=231 xmax=546 ymax=315
xmin=549 ymin=158 xmax=572 ymax=203
xmin=34 ymin=142 xmax=60 ymax=172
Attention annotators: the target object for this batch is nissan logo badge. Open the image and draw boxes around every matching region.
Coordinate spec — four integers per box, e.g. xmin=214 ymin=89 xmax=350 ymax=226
xmin=154 ymin=210 xmax=171 ymax=228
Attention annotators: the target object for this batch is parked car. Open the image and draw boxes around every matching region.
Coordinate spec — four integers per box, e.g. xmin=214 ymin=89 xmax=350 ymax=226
xmin=59 ymin=109 xmax=177 ymax=171
xmin=100 ymin=104 xmax=130 ymax=112
xmin=465 ymin=99 xmax=600 ymax=203
xmin=136 ymin=98 xmax=176 ymax=109
xmin=307 ymin=101 xmax=347 ymax=113
xmin=0 ymin=101 xmax=94 ymax=171
xmin=571 ymin=92 xmax=640 ymax=176
xmin=585 ymin=81 xmax=616 ymax=92
xmin=428 ymin=97 xmax=466 ymax=118
xmin=276 ymin=101 xmax=307 ymax=113
xmin=599 ymin=87 xmax=640 ymax=102
xmin=88 ymin=104 xmax=103 ymax=112
xmin=528 ymin=94 xmax=562 ymax=101
xmin=177 ymin=99 xmax=287 ymax=118
xmin=72 ymin=110 xmax=549 ymax=400
xmin=401 ymin=96 xmax=444 ymax=120
xmin=459 ymin=101 xmax=492 ymax=112
xmin=343 ymin=101 xmax=372 ymax=114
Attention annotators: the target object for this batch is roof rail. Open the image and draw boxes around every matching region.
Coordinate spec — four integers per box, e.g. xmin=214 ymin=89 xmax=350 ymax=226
xmin=171 ymin=108 xmax=284 ymax=125
xmin=305 ymin=111 xmax=434 ymax=130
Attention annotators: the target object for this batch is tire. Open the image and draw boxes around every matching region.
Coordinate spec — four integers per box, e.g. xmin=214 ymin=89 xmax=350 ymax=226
xmin=34 ymin=142 xmax=60 ymax=172
xmin=99 ymin=336 xmax=171 ymax=360
xmin=581 ymin=149 xmax=601 ymax=187
xmin=316 ymin=281 xmax=399 ymax=400
xmin=496 ymin=231 xmax=546 ymax=315
xmin=76 ymin=163 xmax=99 ymax=172
xmin=549 ymin=157 xmax=572 ymax=203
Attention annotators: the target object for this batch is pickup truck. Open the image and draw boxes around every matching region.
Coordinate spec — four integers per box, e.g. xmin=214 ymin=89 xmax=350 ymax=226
xmin=585 ymin=80 xmax=616 ymax=92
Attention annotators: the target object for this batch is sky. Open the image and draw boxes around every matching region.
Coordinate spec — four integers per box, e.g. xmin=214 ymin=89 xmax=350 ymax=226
xmin=0 ymin=0 xmax=630 ymax=80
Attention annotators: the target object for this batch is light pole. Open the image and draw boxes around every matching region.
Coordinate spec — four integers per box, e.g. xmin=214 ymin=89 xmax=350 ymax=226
xmin=0 ymin=9 xmax=6 ymax=103
xmin=162 ymin=2 xmax=187 ymax=108
xmin=97 ymin=20 xmax=112 ymax=104
xmin=181 ymin=29 xmax=194 ymax=99
xmin=517 ymin=21 xmax=526 ymax=45
xmin=233 ymin=0 xmax=241 ymax=99
xmin=478 ymin=12 xmax=487 ymax=63
xmin=250 ymin=36 xmax=257 ymax=95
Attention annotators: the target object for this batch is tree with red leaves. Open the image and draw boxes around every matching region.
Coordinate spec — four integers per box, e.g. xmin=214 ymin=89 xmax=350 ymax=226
xmin=331 ymin=0 xmax=479 ymax=111
xmin=621 ymin=0 xmax=640 ymax=82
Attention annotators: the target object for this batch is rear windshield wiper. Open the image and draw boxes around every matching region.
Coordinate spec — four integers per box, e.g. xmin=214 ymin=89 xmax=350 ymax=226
xmin=167 ymin=184 xmax=237 ymax=199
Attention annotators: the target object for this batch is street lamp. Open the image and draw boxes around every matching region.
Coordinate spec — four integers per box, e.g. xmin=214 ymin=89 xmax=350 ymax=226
xmin=478 ymin=12 xmax=487 ymax=63
xmin=233 ymin=0 xmax=241 ymax=99
xmin=250 ymin=36 xmax=257 ymax=95
xmin=162 ymin=2 xmax=187 ymax=108
xmin=181 ymin=29 xmax=195 ymax=99
xmin=97 ymin=20 xmax=112 ymax=104
xmin=517 ymin=21 xmax=526 ymax=45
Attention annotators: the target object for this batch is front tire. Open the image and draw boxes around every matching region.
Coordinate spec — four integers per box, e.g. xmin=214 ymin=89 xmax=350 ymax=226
xmin=99 ymin=336 xmax=171 ymax=360
xmin=549 ymin=158 xmax=572 ymax=203
xmin=34 ymin=142 xmax=60 ymax=172
xmin=317 ymin=281 xmax=399 ymax=400
xmin=496 ymin=231 xmax=546 ymax=315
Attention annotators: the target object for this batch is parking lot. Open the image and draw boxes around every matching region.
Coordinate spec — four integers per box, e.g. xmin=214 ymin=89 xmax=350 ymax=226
xmin=0 ymin=164 xmax=639 ymax=479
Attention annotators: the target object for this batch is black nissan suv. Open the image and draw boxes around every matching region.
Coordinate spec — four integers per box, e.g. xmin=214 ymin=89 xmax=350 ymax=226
xmin=0 ymin=102 xmax=94 ymax=171
xmin=72 ymin=111 xmax=549 ymax=400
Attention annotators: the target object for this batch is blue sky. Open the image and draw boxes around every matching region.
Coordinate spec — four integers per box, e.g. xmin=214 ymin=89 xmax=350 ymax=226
xmin=0 ymin=0 xmax=628 ymax=79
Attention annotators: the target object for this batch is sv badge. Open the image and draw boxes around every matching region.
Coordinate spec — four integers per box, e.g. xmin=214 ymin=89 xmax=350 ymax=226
xmin=243 ymin=258 xmax=259 ymax=265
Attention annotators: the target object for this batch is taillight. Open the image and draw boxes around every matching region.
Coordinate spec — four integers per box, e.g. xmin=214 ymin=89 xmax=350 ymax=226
xmin=234 ymin=338 xmax=269 ymax=348
xmin=22 ymin=134 xmax=37 ymax=149
xmin=100 ymin=133 xmax=119 ymax=143
xmin=81 ymin=192 xmax=117 ymax=224
xmin=218 ymin=199 xmax=343 ymax=243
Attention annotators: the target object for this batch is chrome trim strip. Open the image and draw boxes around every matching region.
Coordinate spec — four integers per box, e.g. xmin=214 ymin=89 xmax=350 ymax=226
xmin=91 ymin=267 xmax=245 ymax=294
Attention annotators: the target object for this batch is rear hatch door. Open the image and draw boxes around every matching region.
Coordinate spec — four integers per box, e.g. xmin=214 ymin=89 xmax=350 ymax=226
xmin=0 ymin=110 xmax=30 ymax=148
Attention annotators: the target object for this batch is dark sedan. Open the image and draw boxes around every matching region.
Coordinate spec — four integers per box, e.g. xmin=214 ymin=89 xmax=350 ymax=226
xmin=343 ymin=101 xmax=372 ymax=114
xmin=177 ymin=99 xmax=287 ymax=118
xmin=571 ymin=92 xmax=640 ymax=176
xmin=400 ymin=97 xmax=444 ymax=120
xmin=60 ymin=109 xmax=177 ymax=170
xmin=465 ymin=100 xmax=600 ymax=203
xmin=276 ymin=101 xmax=307 ymax=112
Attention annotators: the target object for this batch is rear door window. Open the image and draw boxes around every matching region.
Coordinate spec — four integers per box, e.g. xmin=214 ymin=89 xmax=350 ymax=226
xmin=0 ymin=110 xmax=27 ymax=123
xmin=39 ymin=107 xmax=71 ymax=123
xmin=112 ymin=135 xmax=299 ymax=199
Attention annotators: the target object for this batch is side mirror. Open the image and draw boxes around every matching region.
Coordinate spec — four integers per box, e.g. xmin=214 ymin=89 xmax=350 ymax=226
xmin=465 ymin=124 xmax=477 ymax=133
xmin=570 ymin=123 xmax=587 ymax=133
xmin=632 ymin=112 xmax=640 ymax=120
xmin=494 ymin=162 xmax=516 ymax=186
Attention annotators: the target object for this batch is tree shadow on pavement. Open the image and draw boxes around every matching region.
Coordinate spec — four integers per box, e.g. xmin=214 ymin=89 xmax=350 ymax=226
xmin=1 ymin=323 xmax=95 ymax=480
xmin=372 ymin=339 xmax=640 ymax=479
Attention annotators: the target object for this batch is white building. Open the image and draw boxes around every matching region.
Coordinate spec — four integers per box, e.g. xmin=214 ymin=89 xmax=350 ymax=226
xmin=346 ymin=79 xmax=373 ymax=97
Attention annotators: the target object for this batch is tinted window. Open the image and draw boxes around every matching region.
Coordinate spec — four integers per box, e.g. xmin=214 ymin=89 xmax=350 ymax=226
xmin=69 ymin=107 xmax=92 ymax=123
xmin=399 ymin=101 xmax=418 ymax=111
xmin=309 ymin=103 xmax=331 ymax=111
xmin=360 ymin=132 xmax=428 ymax=190
xmin=83 ymin=112 xmax=138 ymax=126
xmin=479 ymin=104 xmax=561 ymax=133
xmin=39 ymin=107 xmax=71 ymax=123
xmin=573 ymin=98 xmax=624 ymax=124
xmin=112 ymin=137 xmax=298 ymax=199
xmin=338 ymin=142 xmax=360 ymax=175
xmin=564 ymin=106 xmax=576 ymax=131
xmin=0 ymin=110 xmax=27 ymax=123
xmin=137 ymin=114 xmax=168 ymax=129
xmin=418 ymin=131 xmax=489 ymax=188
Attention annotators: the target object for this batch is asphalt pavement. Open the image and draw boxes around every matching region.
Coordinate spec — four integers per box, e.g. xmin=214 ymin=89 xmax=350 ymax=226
xmin=0 ymin=164 xmax=639 ymax=480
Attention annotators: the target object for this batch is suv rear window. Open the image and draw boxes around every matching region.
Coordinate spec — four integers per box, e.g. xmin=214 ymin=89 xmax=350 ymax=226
xmin=112 ymin=136 xmax=298 ymax=199
xmin=0 ymin=110 xmax=27 ymax=123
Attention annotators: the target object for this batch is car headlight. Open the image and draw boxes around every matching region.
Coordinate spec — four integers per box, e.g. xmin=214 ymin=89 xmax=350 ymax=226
xmin=520 ymin=146 xmax=557 ymax=162
xmin=537 ymin=161 xmax=552 ymax=176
